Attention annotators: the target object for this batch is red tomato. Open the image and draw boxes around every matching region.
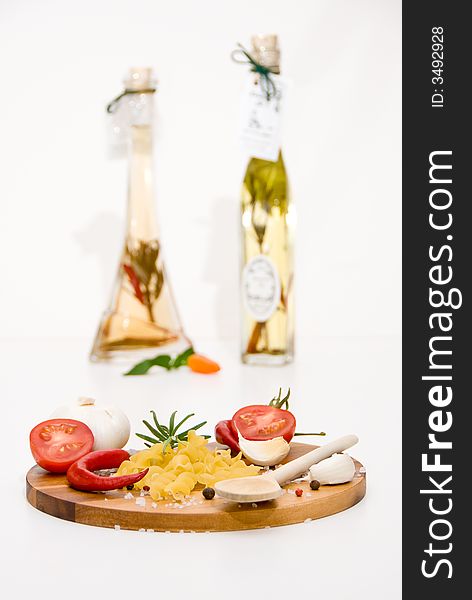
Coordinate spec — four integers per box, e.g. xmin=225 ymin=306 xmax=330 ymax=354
xmin=30 ymin=419 xmax=94 ymax=473
xmin=232 ymin=405 xmax=296 ymax=442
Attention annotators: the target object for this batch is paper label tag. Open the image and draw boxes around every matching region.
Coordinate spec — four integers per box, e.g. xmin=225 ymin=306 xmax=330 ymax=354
xmin=242 ymin=255 xmax=281 ymax=322
xmin=240 ymin=74 xmax=285 ymax=162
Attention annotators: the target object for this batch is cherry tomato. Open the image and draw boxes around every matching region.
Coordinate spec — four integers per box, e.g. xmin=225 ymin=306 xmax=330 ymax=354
xmin=232 ymin=405 xmax=296 ymax=443
xmin=30 ymin=419 xmax=94 ymax=473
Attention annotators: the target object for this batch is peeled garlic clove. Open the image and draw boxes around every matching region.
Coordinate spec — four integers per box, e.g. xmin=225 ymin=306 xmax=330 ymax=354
xmin=309 ymin=453 xmax=355 ymax=485
xmin=238 ymin=434 xmax=290 ymax=466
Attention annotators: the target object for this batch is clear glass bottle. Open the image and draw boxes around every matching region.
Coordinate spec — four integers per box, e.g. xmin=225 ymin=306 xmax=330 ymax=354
xmin=241 ymin=36 xmax=294 ymax=365
xmin=90 ymin=68 xmax=190 ymax=362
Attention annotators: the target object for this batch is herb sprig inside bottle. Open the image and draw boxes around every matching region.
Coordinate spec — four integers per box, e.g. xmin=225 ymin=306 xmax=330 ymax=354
xmin=136 ymin=410 xmax=210 ymax=453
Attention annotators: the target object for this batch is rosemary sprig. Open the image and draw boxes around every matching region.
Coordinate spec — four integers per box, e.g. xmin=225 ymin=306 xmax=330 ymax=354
xmin=136 ymin=410 xmax=210 ymax=453
xmin=123 ymin=239 xmax=164 ymax=323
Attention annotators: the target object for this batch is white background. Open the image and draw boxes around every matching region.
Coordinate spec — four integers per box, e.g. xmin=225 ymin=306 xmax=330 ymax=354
xmin=0 ymin=0 xmax=401 ymax=341
xmin=1 ymin=1 xmax=401 ymax=599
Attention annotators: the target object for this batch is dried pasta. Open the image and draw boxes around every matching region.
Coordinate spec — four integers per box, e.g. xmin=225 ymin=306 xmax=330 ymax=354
xmin=116 ymin=430 xmax=261 ymax=501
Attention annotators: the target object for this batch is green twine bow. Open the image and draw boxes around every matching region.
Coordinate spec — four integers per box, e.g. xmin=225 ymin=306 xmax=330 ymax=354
xmin=106 ymin=87 xmax=156 ymax=114
xmin=231 ymin=43 xmax=277 ymax=101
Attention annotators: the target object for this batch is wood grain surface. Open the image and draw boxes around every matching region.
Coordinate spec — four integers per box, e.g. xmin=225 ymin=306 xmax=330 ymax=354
xmin=26 ymin=443 xmax=366 ymax=532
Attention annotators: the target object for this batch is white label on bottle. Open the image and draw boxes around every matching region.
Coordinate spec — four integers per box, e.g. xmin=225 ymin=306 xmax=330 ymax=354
xmin=242 ymin=255 xmax=281 ymax=322
xmin=240 ymin=74 xmax=285 ymax=162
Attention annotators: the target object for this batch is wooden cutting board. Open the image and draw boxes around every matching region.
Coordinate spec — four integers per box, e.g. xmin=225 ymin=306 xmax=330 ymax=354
xmin=26 ymin=443 xmax=366 ymax=532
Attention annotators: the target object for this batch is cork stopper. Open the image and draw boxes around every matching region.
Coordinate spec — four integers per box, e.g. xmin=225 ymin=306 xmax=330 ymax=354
xmin=123 ymin=67 xmax=155 ymax=91
xmin=251 ymin=34 xmax=280 ymax=73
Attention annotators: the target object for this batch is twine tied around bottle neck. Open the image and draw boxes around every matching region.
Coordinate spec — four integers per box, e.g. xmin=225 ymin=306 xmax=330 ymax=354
xmin=106 ymin=88 xmax=157 ymax=114
xmin=231 ymin=43 xmax=277 ymax=101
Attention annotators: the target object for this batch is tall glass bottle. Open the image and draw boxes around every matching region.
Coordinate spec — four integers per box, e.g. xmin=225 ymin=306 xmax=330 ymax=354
xmin=241 ymin=36 xmax=294 ymax=365
xmin=90 ymin=68 xmax=190 ymax=362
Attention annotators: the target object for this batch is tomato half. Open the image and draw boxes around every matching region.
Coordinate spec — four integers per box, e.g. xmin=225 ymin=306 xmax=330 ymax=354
xmin=232 ymin=405 xmax=296 ymax=442
xmin=30 ymin=419 xmax=94 ymax=473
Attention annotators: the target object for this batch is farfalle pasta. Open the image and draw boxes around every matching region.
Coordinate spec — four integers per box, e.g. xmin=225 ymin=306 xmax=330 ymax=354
xmin=116 ymin=430 xmax=261 ymax=501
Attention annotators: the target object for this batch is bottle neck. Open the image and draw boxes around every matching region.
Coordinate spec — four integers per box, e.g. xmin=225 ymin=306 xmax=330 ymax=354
xmin=251 ymin=36 xmax=280 ymax=74
xmin=125 ymin=92 xmax=159 ymax=242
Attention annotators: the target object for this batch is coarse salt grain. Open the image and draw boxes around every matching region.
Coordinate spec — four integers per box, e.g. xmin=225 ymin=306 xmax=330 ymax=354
xmin=135 ymin=497 xmax=146 ymax=507
xmin=114 ymin=524 xmax=121 ymax=530
xmin=152 ymin=502 xmax=158 ymax=509
xmin=139 ymin=528 xmax=146 ymax=532
xmin=304 ymin=518 xmax=312 ymax=523
xmin=124 ymin=492 xmax=133 ymax=500
xmin=251 ymin=503 xmax=258 ymax=508
xmin=359 ymin=467 xmax=366 ymax=474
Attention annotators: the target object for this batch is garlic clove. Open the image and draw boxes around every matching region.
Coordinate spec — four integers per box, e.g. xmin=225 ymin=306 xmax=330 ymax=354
xmin=308 ymin=453 xmax=355 ymax=485
xmin=238 ymin=434 xmax=290 ymax=466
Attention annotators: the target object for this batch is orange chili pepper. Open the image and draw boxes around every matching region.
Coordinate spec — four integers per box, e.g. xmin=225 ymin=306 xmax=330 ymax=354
xmin=187 ymin=354 xmax=221 ymax=374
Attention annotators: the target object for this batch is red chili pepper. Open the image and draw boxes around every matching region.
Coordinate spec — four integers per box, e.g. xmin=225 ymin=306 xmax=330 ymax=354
xmin=123 ymin=264 xmax=145 ymax=304
xmin=215 ymin=420 xmax=240 ymax=453
xmin=66 ymin=449 xmax=148 ymax=492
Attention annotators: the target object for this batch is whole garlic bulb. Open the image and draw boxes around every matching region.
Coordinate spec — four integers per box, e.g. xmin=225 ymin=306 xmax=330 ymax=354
xmin=51 ymin=397 xmax=130 ymax=451
xmin=309 ymin=453 xmax=355 ymax=485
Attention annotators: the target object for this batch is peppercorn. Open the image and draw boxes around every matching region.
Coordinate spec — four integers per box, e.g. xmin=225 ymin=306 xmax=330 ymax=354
xmin=295 ymin=488 xmax=303 ymax=497
xmin=310 ymin=480 xmax=320 ymax=490
xmin=126 ymin=484 xmax=134 ymax=491
xmin=143 ymin=485 xmax=150 ymax=492
xmin=202 ymin=487 xmax=215 ymax=500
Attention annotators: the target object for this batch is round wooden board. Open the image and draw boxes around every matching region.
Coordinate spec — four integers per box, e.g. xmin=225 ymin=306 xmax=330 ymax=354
xmin=26 ymin=443 xmax=366 ymax=532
